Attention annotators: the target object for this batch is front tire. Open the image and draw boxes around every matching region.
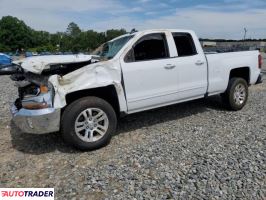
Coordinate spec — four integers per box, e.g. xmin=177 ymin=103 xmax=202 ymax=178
xmin=61 ymin=97 xmax=117 ymax=151
xmin=221 ymin=77 xmax=248 ymax=111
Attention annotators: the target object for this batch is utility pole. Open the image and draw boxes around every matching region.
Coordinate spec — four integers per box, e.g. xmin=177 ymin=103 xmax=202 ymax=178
xmin=244 ymin=28 xmax=247 ymax=40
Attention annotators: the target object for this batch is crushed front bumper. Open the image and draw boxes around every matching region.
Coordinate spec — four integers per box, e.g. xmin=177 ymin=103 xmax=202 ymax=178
xmin=11 ymin=104 xmax=61 ymax=134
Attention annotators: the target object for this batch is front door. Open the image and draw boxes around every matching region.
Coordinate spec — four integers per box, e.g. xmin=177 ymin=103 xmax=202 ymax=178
xmin=120 ymin=33 xmax=179 ymax=112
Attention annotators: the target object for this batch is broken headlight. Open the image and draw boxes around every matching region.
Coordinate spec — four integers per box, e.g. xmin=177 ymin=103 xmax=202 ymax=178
xmin=19 ymin=82 xmax=54 ymax=110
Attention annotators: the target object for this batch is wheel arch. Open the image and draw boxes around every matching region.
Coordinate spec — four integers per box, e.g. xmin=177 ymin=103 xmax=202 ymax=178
xmin=64 ymin=85 xmax=125 ymax=116
xmin=229 ymin=66 xmax=250 ymax=84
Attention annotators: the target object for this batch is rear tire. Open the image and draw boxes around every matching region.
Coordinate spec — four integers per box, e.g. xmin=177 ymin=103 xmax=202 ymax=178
xmin=221 ymin=77 xmax=248 ymax=111
xmin=61 ymin=96 xmax=117 ymax=151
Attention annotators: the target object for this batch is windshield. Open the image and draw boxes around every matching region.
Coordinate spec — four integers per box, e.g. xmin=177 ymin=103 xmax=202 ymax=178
xmin=92 ymin=35 xmax=134 ymax=60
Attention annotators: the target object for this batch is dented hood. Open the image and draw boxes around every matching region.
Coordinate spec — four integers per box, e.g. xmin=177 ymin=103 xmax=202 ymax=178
xmin=13 ymin=54 xmax=93 ymax=74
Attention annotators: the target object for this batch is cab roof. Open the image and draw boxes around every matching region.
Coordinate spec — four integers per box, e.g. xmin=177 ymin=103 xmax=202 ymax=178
xmin=110 ymin=29 xmax=194 ymax=42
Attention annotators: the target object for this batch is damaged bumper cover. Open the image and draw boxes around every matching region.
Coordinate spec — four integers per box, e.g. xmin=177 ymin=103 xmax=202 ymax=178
xmin=10 ymin=80 xmax=61 ymax=134
xmin=11 ymin=105 xmax=61 ymax=134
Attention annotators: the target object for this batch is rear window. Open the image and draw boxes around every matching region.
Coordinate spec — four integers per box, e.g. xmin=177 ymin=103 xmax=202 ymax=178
xmin=172 ymin=33 xmax=197 ymax=57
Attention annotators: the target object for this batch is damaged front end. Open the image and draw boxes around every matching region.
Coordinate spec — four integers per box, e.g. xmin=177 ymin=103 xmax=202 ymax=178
xmin=1 ymin=55 xmax=95 ymax=134
xmin=9 ymin=70 xmax=61 ymax=134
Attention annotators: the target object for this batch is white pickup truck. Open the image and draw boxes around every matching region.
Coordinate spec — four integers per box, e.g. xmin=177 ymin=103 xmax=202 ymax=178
xmin=1 ymin=29 xmax=263 ymax=150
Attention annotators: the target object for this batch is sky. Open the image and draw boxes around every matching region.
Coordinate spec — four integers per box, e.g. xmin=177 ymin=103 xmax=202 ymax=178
xmin=0 ymin=0 xmax=265 ymax=39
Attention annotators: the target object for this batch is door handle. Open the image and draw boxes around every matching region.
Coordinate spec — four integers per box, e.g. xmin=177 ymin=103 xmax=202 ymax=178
xmin=195 ymin=60 xmax=205 ymax=66
xmin=164 ymin=64 xmax=176 ymax=70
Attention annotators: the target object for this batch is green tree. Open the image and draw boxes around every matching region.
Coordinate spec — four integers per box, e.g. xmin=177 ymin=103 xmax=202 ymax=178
xmin=32 ymin=31 xmax=50 ymax=47
xmin=78 ymin=30 xmax=106 ymax=52
xmin=0 ymin=16 xmax=33 ymax=51
xmin=0 ymin=43 xmax=11 ymax=52
xmin=0 ymin=16 xmax=130 ymax=53
xmin=35 ymin=44 xmax=56 ymax=52
xmin=66 ymin=22 xmax=81 ymax=37
xmin=105 ymin=29 xmax=127 ymax=41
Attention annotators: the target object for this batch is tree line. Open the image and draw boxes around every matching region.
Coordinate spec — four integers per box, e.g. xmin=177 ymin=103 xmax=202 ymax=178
xmin=0 ymin=16 xmax=127 ymax=53
xmin=2 ymin=16 xmax=264 ymax=54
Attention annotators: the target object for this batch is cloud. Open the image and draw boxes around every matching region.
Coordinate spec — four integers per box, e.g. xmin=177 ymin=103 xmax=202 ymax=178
xmin=0 ymin=0 xmax=265 ymax=39
xmin=87 ymin=7 xmax=266 ymax=39
xmin=136 ymin=8 xmax=266 ymax=39
xmin=0 ymin=0 xmax=125 ymax=32
xmin=138 ymin=0 xmax=151 ymax=3
xmin=0 ymin=0 xmax=122 ymax=12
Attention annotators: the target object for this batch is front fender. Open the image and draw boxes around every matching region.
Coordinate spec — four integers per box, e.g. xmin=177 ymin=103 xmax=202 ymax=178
xmin=48 ymin=61 xmax=128 ymax=113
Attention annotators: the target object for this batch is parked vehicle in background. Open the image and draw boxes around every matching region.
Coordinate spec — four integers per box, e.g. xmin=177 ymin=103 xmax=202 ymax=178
xmin=25 ymin=52 xmax=33 ymax=57
xmin=0 ymin=53 xmax=12 ymax=65
xmin=63 ymin=52 xmax=73 ymax=55
xmin=0 ymin=29 xmax=263 ymax=150
xmin=3 ymin=52 xmax=13 ymax=56
xmin=55 ymin=52 xmax=63 ymax=55
xmin=40 ymin=52 xmax=52 ymax=56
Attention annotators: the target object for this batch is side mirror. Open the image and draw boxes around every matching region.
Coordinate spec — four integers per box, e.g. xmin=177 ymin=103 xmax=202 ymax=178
xmin=124 ymin=48 xmax=135 ymax=63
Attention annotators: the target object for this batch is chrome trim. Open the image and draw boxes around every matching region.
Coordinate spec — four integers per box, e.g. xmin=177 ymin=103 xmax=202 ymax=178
xmin=11 ymin=104 xmax=61 ymax=134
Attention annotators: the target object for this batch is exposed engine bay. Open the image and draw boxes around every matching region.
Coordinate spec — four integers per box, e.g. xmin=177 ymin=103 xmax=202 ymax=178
xmin=0 ymin=55 xmax=95 ymax=111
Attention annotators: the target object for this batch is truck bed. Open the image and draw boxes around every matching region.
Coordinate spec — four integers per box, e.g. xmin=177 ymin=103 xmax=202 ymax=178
xmin=205 ymin=50 xmax=261 ymax=95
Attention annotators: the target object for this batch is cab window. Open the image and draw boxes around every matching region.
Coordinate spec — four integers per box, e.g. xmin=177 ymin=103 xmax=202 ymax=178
xmin=125 ymin=33 xmax=169 ymax=62
xmin=172 ymin=33 xmax=197 ymax=57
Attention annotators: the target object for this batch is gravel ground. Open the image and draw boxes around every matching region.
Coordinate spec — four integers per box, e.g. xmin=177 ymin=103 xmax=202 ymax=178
xmin=0 ymin=74 xmax=265 ymax=200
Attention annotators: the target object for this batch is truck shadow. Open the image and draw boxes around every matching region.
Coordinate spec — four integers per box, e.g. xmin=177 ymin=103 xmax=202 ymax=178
xmin=10 ymin=95 xmax=225 ymax=155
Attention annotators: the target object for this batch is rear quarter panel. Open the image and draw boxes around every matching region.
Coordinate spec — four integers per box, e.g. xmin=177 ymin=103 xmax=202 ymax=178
xmin=206 ymin=51 xmax=260 ymax=95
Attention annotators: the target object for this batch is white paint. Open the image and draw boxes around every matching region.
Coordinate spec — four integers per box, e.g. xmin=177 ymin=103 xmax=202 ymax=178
xmin=17 ymin=29 xmax=260 ymax=115
xmin=13 ymin=54 xmax=93 ymax=74
xmin=207 ymin=50 xmax=260 ymax=94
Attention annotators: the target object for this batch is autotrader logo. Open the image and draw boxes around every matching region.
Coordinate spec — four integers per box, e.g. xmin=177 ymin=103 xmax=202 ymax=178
xmin=0 ymin=188 xmax=54 ymax=200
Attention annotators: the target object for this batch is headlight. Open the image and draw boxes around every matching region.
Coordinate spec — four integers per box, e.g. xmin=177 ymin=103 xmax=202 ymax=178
xmin=40 ymin=85 xmax=49 ymax=93
xmin=21 ymin=83 xmax=54 ymax=110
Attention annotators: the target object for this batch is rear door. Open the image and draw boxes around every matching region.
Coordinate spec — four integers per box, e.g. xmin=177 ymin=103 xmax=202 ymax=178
xmin=120 ymin=32 xmax=179 ymax=112
xmin=171 ymin=32 xmax=208 ymax=100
